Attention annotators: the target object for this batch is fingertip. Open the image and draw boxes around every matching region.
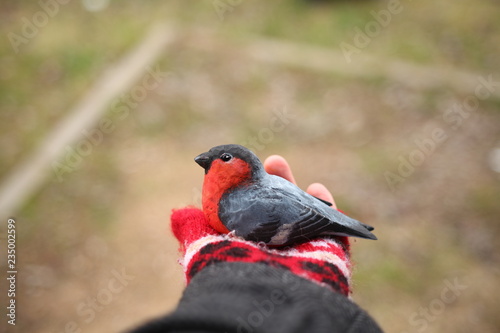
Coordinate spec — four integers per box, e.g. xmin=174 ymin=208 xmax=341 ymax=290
xmin=171 ymin=207 xmax=218 ymax=245
xmin=264 ymin=155 xmax=297 ymax=184
xmin=306 ymin=183 xmax=337 ymax=209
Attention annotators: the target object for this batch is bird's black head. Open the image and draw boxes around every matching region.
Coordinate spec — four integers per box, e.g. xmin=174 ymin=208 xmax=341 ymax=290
xmin=194 ymin=144 xmax=265 ymax=177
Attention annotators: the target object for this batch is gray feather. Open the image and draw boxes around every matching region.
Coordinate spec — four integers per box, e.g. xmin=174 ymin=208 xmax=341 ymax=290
xmin=219 ymin=174 xmax=377 ymax=246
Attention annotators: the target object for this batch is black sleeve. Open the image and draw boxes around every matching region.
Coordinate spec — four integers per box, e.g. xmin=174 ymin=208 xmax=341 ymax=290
xmin=128 ymin=262 xmax=383 ymax=333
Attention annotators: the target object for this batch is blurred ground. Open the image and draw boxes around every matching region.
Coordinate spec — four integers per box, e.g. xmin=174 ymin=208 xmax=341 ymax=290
xmin=1 ymin=1 xmax=500 ymax=332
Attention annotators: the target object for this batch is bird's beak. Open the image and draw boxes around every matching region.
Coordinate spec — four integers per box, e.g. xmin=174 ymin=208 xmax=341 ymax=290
xmin=194 ymin=153 xmax=211 ymax=170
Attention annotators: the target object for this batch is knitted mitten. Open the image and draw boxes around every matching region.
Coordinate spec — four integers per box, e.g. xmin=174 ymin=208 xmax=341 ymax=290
xmin=171 ymin=207 xmax=352 ymax=296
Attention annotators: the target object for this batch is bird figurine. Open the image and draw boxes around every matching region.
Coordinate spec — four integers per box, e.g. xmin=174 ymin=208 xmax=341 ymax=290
xmin=195 ymin=144 xmax=376 ymax=247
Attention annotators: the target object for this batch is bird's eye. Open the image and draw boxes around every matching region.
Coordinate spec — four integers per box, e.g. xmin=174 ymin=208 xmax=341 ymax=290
xmin=220 ymin=153 xmax=233 ymax=162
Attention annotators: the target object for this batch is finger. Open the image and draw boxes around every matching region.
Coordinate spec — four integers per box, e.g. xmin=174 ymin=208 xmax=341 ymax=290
xmin=306 ymin=183 xmax=337 ymax=209
xmin=263 ymin=155 xmax=297 ymax=184
xmin=171 ymin=207 xmax=219 ymax=250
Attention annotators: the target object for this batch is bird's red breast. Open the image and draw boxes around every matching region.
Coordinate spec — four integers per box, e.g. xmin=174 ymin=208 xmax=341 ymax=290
xmin=202 ymin=157 xmax=252 ymax=233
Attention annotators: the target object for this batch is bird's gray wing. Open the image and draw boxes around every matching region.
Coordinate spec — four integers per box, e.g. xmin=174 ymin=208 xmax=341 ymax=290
xmin=312 ymin=194 xmax=374 ymax=232
xmin=268 ymin=175 xmax=376 ymax=239
xmin=219 ymin=177 xmax=376 ymax=246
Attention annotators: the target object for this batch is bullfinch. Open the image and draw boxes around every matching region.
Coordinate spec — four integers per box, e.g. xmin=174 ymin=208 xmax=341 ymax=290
xmin=195 ymin=144 xmax=377 ymax=247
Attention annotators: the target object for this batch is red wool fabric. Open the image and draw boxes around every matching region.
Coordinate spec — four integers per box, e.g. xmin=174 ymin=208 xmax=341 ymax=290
xmin=171 ymin=207 xmax=352 ymax=296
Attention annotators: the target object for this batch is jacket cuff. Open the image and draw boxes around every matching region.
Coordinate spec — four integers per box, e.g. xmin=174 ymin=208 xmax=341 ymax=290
xmin=130 ymin=262 xmax=383 ymax=333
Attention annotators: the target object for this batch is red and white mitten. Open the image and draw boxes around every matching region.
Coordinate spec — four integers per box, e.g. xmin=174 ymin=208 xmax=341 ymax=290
xmin=171 ymin=207 xmax=352 ymax=296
